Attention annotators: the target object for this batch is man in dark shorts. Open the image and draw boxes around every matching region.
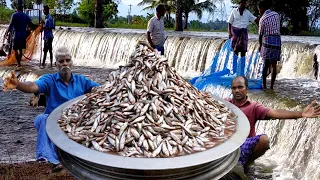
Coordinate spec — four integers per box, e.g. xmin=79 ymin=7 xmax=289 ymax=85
xmin=5 ymin=3 xmax=35 ymax=67
xmin=228 ymin=76 xmax=320 ymax=174
xmin=41 ymin=5 xmax=55 ymax=68
xmin=258 ymin=0 xmax=281 ymax=90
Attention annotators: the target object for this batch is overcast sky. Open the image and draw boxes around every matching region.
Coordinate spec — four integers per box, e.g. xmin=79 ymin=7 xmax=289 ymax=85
xmin=118 ymin=0 xmax=234 ymax=22
xmin=5 ymin=0 xmax=235 ymax=22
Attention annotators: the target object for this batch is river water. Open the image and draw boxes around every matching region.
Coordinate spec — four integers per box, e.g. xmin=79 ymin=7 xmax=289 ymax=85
xmin=0 ymin=26 xmax=319 ymax=179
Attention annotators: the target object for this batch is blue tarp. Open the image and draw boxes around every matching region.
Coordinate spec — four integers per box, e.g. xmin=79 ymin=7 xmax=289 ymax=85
xmin=191 ymin=39 xmax=263 ymax=90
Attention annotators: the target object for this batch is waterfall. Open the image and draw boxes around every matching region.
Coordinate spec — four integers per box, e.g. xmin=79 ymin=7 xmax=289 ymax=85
xmin=0 ymin=26 xmax=319 ymax=80
xmin=0 ymin=26 xmax=319 ymax=179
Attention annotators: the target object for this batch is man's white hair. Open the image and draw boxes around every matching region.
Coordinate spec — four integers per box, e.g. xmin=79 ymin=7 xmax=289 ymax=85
xmin=55 ymin=47 xmax=72 ymax=61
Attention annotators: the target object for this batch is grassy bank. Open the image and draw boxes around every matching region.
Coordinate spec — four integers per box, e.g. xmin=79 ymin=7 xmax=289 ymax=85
xmin=55 ymin=21 xmax=89 ymax=27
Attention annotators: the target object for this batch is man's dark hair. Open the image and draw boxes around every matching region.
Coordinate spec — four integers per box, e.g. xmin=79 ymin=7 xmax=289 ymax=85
xmin=156 ymin=4 xmax=166 ymax=12
xmin=43 ymin=5 xmax=50 ymax=11
xmin=17 ymin=4 xmax=23 ymax=10
xmin=232 ymin=76 xmax=249 ymax=89
xmin=16 ymin=0 xmax=23 ymax=10
xmin=258 ymin=0 xmax=271 ymax=9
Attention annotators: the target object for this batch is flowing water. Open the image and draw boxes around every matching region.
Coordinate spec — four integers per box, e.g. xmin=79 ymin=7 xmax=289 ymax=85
xmin=0 ymin=25 xmax=319 ymax=179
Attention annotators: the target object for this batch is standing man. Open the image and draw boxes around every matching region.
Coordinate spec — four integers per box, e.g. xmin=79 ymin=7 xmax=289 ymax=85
xmin=41 ymin=5 xmax=55 ymax=68
xmin=146 ymin=4 xmax=166 ymax=55
xmin=258 ymin=0 xmax=281 ymax=90
xmin=3 ymin=47 xmax=100 ymax=172
xmin=5 ymin=2 xmax=36 ymax=68
xmin=229 ymin=76 xmax=320 ymax=174
xmin=227 ymin=0 xmax=259 ymax=75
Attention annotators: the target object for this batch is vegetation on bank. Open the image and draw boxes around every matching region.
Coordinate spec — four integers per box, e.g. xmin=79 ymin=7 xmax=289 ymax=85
xmin=0 ymin=6 xmax=14 ymax=24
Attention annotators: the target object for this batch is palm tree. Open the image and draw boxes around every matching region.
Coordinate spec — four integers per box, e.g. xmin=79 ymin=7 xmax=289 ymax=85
xmin=182 ymin=0 xmax=214 ymax=29
xmin=175 ymin=0 xmax=183 ymax=31
xmin=138 ymin=0 xmax=175 ymax=22
xmin=95 ymin=0 xmax=103 ymax=28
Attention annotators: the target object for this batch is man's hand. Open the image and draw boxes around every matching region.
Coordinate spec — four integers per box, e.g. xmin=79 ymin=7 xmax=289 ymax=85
xmin=301 ymin=100 xmax=320 ymax=118
xmin=258 ymin=46 xmax=261 ymax=52
xmin=229 ymin=33 xmax=232 ymax=39
xmin=2 ymin=71 xmax=18 ymax=91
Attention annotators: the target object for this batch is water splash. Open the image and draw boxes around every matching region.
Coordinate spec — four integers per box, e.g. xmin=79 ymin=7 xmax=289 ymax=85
xmin=0 ymin=26 xmax=320 ymax=179
xmin=0 ymin=27 xmax=318 ymax=80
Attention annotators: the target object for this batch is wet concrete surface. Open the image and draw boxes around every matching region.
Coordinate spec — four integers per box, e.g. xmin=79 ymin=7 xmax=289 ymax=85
xmin=0 ymin=90 xmax=43 ymax=163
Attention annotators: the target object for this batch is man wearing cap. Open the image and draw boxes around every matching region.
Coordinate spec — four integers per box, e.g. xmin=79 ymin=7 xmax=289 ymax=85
xmin=227 ymin=0 xmax=259 ymax=75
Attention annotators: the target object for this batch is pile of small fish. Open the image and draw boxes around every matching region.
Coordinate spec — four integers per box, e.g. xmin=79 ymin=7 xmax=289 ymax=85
xmin=58 ymin=41 xmax=237 ymax=158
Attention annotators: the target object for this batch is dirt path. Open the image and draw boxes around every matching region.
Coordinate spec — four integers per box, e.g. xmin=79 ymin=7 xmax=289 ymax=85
xmin=0 ymin=162 xmax=76 ymax=180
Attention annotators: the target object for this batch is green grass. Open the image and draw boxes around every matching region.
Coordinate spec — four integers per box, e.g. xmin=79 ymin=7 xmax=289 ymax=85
xmin=298 ymin=30 xmax=320 ymax=36
xmin=33 ymin=20 xmax=320 ymax=36
xmin=55 ymin=21 xmax=89 ymax=27
xmin=106 ymin=23 xmax=146 ymax=29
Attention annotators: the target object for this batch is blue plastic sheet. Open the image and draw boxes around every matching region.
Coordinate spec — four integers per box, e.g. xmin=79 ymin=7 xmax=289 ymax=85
xmin=191 ymin=39 xmax=263 ymax=90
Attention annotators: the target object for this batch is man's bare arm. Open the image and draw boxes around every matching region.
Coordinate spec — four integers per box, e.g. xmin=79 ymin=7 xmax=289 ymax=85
xmin=146 ymin=31 xmax=155 ymax=48
xmin=265 ymin=101 xmax=320 ymax=119
xmin=16 ymin=81 xmax=39 ymax=93
xmin=3 ymin=71 xmax=39 ymax=93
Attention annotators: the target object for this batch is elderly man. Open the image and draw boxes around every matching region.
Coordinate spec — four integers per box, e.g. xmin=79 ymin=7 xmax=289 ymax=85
xmin=3 ymin=47 xmax=100 ymax=172
xmin=257 ymin=0 xmax=281 ymax=90
xmin=41 ymin=5 xmax=55 ymax=68
xmin=227 ymin=0 xmax=259 ymax=75
xmin=146 ymin=4 xmax=166 ymax=55
xmin=229 ymin=76 xmax=320 ymax=173
xmin=5 ymin=2 xmax=36 ymax=67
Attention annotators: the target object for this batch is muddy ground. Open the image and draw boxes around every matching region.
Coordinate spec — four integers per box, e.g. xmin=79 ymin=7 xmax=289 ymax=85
xmin=0 ymin=162 xmax=76 ymax=180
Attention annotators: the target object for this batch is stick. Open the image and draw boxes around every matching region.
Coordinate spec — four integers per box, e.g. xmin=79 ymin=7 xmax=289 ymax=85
xmin=40 ymin=30 xmax=42 ymax=67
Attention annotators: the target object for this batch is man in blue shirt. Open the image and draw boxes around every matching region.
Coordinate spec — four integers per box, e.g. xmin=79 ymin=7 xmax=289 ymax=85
xmin=41 ymin=5 xmax=55 ymax=68
xmin=5 ymin=3 xmax=36 ymax=67
xmin=3 ymin=47 xmax=100 ymax=172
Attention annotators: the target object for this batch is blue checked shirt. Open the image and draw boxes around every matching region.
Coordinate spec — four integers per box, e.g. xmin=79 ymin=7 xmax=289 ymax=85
xmin=35 ymin=73 xmax=100 ymax=114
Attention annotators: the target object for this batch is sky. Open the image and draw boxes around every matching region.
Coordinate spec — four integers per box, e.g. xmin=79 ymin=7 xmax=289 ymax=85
xmin=5 ymin=0 xmax=234 ymax=22
xmin=118 ymin=0 xmax=234 ymax=22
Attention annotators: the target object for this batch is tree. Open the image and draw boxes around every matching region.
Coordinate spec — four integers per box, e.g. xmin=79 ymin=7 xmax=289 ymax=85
xmin=182 ymin=0 xmax=214 ymax=29
xmin=0 ymin=0 xmax=6 ymax=7
xmin=308 ymin=0 xmax=320 ymax=31
xmin=175 ymin=0 xmax=183 ymax=31
xmin=11 ymin=0 xmax=34 ymax=9
xmin=138 ymin=0 xmax=175 ymax=28
xmin=231 ymin=0 xmax=310 ymax=34
xmin=0 ymin=6 xmax=14 ymax=24
xmin=138 ymin=0 xmax=214 ymax=30
xmin=95 ymin=0 xmax=103 ymax=28
xmin=43 ymin=0 xmax=56 ymax=9
xmin=55 ymin=0 xmax=74 ymax=15
xmin=78 ymin=0 xmax=118 ymax=27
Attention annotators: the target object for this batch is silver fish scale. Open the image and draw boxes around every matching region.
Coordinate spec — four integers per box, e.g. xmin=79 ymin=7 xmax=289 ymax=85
xmin=58 ymin=41 xmax=237 ymax=158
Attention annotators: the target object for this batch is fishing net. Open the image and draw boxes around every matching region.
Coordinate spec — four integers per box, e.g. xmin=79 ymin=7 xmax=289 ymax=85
xmin=190 ymin=39 xmax=263 ymax=92
xmin=0 ymin=25 xmax=42 ymax=66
